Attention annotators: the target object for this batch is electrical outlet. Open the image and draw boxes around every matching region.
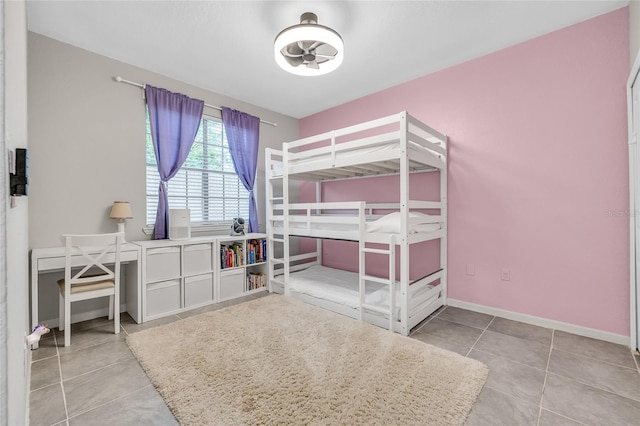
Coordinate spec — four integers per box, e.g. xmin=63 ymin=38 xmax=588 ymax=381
xmin=466 ymin=263 xmax=475 ymax=276
xmin=501 ymin=268 xmax=511 ymax=281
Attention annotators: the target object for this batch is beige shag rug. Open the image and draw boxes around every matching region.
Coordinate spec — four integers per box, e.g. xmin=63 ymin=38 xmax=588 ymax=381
xmin=126 ymin=295 xmax=488 ymax=425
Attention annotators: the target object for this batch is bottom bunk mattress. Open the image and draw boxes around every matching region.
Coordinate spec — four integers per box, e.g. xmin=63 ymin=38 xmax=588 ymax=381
xmin=287 ymin=264 xmax=439 ymax=317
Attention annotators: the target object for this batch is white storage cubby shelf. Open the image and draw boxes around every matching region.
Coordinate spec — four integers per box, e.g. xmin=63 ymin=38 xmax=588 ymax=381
xmin=217 ymin=234 xmax=268 ymax=302
xmin=134 ymin=233 xmax=267 ymax=322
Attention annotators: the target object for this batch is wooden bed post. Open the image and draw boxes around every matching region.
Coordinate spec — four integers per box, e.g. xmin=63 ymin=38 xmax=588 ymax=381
xmin=265 ymin=148 xmax=273 ymax=293
xmin=388 ymin=234 xmax=396 ymax=332
xmin=316 ymin=181 xmax=322 ymax=267
xmin=283 ymin=144 xmax=291 ymax=297
xmin=441 ymin=137 xmax=448 ymax=304
xmin=399 ymin=111 xmax=410 ymax=336
xmin=359 ymin=203 xmax=366 ymax=321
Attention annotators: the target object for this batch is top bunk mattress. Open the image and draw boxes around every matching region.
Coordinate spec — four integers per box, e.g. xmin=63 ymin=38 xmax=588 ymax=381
xmin=266 ymin=112 xmax=447 ymax=182
xmin=272 ymin=140 xmax=435 ymax=176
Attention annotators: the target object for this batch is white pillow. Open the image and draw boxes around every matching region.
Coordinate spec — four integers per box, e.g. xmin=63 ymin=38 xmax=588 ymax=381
xmin=366 ymin=212 xmax=433 ymax=234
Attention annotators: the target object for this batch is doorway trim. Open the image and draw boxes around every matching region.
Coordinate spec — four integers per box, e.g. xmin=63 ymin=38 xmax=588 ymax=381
xmin=627 ymin=50 xmax=640 ymax=351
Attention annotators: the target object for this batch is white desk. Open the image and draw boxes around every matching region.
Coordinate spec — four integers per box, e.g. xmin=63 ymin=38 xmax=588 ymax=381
xmin=30 ymin=243 xmax=142 ymax=348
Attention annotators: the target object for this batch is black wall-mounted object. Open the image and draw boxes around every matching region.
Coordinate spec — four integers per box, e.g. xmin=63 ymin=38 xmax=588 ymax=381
xmin=10 ymin=148 xmax=28 ymax=196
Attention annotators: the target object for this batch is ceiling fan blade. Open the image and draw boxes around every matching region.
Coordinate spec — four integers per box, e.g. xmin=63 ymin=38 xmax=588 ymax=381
xmin=282 ymin=44 xmax=303 ymax=57
xmin=306 ymin=60 xmax=320 ymax=70
xmin=315 ymin=53 xmax=336 ymax=59
xmin=298 ymin=40 xmax=317 ymax=51
xmin=308 ymin=40 xmax=324 ymax=50
xmin=284 ymin=55 xmax=304 ymax=67
xmin=315 ymin=43 xmax=338 ymax=56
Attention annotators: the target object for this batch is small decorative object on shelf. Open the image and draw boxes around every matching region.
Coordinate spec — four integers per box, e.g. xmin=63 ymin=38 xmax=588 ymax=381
xmin=231 ymin=218 xmax=245 ymax=236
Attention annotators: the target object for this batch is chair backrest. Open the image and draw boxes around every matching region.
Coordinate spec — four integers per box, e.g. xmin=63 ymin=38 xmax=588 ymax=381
xmin=62 ymin=232 xmax=124 ymax=289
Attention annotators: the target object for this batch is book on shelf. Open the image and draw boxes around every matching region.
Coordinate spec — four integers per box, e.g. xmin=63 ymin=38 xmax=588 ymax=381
xmin=220 ymin=243 xmax=244 ymax=269
xmin=246 ymin=272 xmax=266 ymax=291
xmin=219 ymin=238 xmax=266 ymax=269
xmin=247 ymin=239 xmax=267 ymax=265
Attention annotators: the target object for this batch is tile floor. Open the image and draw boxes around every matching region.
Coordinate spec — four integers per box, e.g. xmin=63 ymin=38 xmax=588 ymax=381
xmin=30 ymin=294 xmax=640 ymax=425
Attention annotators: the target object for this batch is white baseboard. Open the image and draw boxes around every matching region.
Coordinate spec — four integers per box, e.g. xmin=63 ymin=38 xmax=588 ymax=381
xmin=42 ymin=303 xmax=127 ymax=329
xmin=447 ymin=298 xmax=629 ymax=347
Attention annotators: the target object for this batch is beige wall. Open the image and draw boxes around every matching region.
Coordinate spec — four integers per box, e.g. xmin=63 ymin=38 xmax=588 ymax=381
xmin=631 ymin=1 xmax=640 ymax=66
xmin=27 ymin=32 xmax=298 ymax=323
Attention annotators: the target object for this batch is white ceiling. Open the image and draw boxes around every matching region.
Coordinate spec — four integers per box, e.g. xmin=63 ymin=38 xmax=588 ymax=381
xmin=26 ymin=0 xmax=628 ymax=119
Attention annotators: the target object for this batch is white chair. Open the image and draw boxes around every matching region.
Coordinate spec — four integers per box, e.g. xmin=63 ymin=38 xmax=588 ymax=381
xmin=57 ymin=232 xmax=123 ymax=347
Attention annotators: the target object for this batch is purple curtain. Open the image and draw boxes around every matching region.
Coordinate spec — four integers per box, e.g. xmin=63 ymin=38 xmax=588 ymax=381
xmin=146 ymin=85 xmax=204 ymax=239
xmin=222 ymin=107 xmax=260 ymax=233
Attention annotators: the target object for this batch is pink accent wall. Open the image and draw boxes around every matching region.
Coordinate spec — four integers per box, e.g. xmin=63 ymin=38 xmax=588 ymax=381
xmin=298 ymin=8 xmax=630 ymax=335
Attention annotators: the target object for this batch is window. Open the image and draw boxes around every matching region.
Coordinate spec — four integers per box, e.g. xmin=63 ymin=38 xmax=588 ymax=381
xmin=146 ymin=114 xmax=249 ymax=228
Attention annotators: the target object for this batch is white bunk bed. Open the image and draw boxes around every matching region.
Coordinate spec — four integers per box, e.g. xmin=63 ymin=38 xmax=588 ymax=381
xmin=265 ymin=111 xmax=447 ymax=336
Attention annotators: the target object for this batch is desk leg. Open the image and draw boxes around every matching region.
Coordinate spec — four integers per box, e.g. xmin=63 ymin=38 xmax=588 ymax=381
xmin=125 ymin=259 xmax=142 ymax=324
xmin=30 ymin=257 xmax=39 ymax=350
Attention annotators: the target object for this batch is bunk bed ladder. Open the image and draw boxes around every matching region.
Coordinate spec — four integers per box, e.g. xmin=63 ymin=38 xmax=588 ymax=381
xmin=265 ymin=148 xmax=286 ymax=294
xmin=359 ymin=235 xmax=396 ymax=332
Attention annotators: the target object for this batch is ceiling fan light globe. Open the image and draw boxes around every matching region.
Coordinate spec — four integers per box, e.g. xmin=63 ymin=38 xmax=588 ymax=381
xmin=274 ymin=22 xmax=343 ymax=76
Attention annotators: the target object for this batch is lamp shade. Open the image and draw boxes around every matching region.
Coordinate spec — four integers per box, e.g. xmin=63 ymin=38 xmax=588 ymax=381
xmin=109 ymin=201 xmax=133 ymax=220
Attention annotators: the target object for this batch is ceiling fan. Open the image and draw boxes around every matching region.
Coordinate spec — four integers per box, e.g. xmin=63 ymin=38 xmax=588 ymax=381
xmin=274 ymin=12 xmax=344 ymax=76
xmin=280 ymin=36 xmax=337 ymax=70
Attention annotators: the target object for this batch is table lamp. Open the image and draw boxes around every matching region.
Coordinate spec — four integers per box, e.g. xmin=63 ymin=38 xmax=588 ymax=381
xmin=109 ymin=201 xmax=133 ymax=240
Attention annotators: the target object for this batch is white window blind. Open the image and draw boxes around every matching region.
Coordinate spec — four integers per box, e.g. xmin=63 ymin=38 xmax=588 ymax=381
xmin=146 ymin=114 xmax=249 ymax=227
